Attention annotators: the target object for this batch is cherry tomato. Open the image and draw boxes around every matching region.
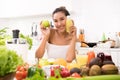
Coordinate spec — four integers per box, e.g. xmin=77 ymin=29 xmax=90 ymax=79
xmin=71 ymin=72 xmax=81 ymax=78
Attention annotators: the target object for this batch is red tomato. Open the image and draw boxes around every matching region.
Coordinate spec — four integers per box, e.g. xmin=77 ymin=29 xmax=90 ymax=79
xmin=15 ymin=71 xmax=23 ymax=80
xmin=16 ymin=64 xmax=28 ymax=80
xmin=22 ymin=71 xmax=27 ymax=78
xmin=19 ymin=66 xmax=25 ymax=71
xmin=17 ymin=65 xmax=22 ymax=71
xmin=15 ymin=70 xmax=27 ymax=80
xmin=71 ymin=72 xmax=81 ymax=78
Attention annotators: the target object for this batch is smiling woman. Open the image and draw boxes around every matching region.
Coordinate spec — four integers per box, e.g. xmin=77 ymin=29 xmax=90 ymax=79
xmin=35 ymin=6 xmax=77 ymax=63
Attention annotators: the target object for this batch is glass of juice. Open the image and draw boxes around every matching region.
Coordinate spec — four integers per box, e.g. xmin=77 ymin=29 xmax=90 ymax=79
xmin=76 ymin=54 xmax=88 ymax=67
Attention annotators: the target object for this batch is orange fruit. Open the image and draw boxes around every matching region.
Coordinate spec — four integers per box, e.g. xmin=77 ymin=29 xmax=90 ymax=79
xmin=54 ymin=58 xmax=67 ymax=67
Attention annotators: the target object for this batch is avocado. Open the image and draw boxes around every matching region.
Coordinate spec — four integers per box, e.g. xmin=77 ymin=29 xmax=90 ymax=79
xmin=70 ymin=67 xmax=81 ymax=75
xmin=102 ymin=60 xmax=115 ymax=65
xmin=89 ymin=57 xmax=102 ymax=68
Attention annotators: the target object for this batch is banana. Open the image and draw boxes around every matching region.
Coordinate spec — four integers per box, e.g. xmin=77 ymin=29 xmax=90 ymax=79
xmin=66 ymin=18 xmax=73 ymax=33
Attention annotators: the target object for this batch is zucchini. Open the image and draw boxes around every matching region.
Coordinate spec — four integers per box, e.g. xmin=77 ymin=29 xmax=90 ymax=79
xmin=75 ymin=75 xmax=120 ymax=80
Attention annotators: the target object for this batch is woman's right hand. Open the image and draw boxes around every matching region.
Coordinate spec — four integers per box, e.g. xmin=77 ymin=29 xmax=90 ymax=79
xmin=40 ymin=21 xmax=51 ymax=40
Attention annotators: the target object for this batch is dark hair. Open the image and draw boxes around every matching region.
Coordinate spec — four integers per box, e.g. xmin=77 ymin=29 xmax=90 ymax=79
xmin=52 ymin=6 xmax=70 ymax=16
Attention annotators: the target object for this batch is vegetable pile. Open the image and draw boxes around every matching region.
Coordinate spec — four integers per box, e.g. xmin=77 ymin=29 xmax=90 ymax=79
xmin=0 ymin=46 xmax=23 ymax=77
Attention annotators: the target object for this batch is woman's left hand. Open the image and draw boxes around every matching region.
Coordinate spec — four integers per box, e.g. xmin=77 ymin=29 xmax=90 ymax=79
xmin=69 ymin=26 xmax=77 ymax=38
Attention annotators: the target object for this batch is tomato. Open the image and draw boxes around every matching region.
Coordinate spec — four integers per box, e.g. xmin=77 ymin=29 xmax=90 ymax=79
xmin=15 ymin=71 xmax=23 ymax=80
xmin=15 ymin=64 xmax=28 ymax=80
xmin=15 ymin=70 xmax=27 ymax=80
xmin=22 ymin=70 xmax=27 ymax=78
xmin=17 ymin=65 xmax=22 ymax=71
xmin=19 ymin=66 xmax=25 ymax=71
xmin=71 ymin=72 xmax=81 ymax=78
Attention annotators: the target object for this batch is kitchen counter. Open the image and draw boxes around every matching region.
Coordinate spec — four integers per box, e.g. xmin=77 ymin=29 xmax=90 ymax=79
xmin=13 ymin=46 xmax=120 ymax=80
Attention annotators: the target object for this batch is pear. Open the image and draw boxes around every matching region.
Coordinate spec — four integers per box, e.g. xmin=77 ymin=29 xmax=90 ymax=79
xmin=41 ymin=20 xmax=50 ymax=28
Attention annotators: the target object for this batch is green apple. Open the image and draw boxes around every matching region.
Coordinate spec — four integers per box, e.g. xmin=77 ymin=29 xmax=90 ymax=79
xmin=41 ymin=20 xmax=50 ymax=28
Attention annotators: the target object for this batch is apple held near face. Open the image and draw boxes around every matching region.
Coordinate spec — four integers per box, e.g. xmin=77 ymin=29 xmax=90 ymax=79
xmin=41 ymin=20 xmax=50 ymax=28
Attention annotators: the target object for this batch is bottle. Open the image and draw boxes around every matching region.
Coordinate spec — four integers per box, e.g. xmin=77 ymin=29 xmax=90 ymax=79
xmin=79 ymin=29 xmax=87 ymax=47
xmin=101 ymin=32 xmax=107 ymax=42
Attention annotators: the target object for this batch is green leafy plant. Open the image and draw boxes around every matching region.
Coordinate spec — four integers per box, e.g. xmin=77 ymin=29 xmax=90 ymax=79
xmin=0 ymin=27 xmax=8 ymax=35
xmin=0 ymin=46 xmax=23 ymax=76
xmin=19 ymin=33 xmax=33 ymax=50
xmin=0 ymin=27 xmax=11 ymax=46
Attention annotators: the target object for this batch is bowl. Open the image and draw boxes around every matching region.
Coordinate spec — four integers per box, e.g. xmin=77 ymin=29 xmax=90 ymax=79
xmin=86 ymin=42 xmax=97 ymax=47
xmin=42 ymin=65 xmax=64 ymax=77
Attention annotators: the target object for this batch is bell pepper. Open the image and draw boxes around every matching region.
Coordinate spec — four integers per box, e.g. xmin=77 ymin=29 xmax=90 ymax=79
xmin=27 ymin=66 xmax=46 ymax=80
xmin=27 ymin=66 xmax=36 ymax=78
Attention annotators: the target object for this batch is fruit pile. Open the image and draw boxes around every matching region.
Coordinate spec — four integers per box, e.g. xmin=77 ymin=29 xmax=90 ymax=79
xmin=79 ymin=51 xmax=119 ymax=76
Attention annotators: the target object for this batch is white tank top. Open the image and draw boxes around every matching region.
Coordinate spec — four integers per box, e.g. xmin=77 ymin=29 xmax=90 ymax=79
xmin=46 ymin=43 xmax=69 ymax=59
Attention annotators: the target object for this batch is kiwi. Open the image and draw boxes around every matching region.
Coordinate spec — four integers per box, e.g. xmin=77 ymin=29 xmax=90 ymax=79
xmin=101 ymin=64 xmax=118 ymax=74
xmin=89 ymin=65 xmax=101 ymax=76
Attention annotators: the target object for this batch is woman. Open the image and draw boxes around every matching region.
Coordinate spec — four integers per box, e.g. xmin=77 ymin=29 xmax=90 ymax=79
xmin=35 ymin=7 xmax=77 ymax=62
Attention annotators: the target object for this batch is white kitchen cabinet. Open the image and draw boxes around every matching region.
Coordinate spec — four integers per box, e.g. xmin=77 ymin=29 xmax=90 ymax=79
xmin=77 ymin=47 xmax=120 ymax=66
xmin=0 ymin=0 xmax=73 ymax=18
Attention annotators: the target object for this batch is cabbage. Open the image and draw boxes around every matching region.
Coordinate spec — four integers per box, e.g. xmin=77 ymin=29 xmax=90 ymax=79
xmin=0 ymin=46 xmax=23 ymax=76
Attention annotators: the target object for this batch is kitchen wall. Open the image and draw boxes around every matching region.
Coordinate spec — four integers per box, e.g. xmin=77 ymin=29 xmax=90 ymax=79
xmin=0 ymin=0 xmax=120 ymax=42
xmin=72 ymin=0 xmax=120 ymax=41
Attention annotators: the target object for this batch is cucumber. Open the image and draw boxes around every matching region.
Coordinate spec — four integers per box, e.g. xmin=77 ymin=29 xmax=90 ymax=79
xmin=75 ymin=75 xmax=120 ymax=80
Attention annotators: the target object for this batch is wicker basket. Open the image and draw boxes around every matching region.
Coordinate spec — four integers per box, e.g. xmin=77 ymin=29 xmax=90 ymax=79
xmin=0 ymin=72 xmax=15 ymax=80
